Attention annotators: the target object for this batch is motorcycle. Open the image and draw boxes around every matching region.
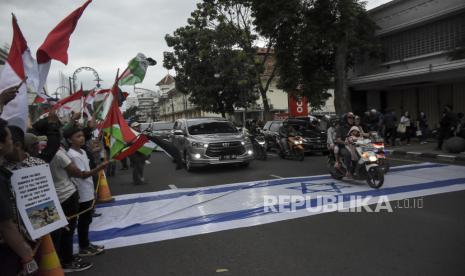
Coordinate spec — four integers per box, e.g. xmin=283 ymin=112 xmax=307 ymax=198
xmin=277 ymin=135 xmax=305 ymax=161
xmin=370 ymin=132 xmax=390 ymax=173
xmin=328 ymin=136 xmax=385 ymax=188
xmin=250 ymin=132 xmax=267 ymax=161
xmin=243 ymin=128 xmax=267 ymax=160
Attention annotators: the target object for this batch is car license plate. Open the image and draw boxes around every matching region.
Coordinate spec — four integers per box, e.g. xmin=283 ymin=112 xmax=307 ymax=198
xmin=220 ymin=155 xmax=237 ymax=160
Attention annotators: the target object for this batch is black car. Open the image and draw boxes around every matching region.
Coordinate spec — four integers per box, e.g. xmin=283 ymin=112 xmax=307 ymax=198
xmin=262 ymin=119 xmax=327 ymax=153
xmin=147 ymin=121 xmax=175 ymax=141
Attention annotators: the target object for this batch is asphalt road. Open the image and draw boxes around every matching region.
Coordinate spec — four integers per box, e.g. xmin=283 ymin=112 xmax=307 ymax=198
xmin=81 ymin=152 xmax=465 ymax=276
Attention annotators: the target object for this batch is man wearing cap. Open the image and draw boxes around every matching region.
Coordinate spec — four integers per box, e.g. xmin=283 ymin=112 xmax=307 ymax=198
xmin=130 ymin=122 xmax=149 ymax=185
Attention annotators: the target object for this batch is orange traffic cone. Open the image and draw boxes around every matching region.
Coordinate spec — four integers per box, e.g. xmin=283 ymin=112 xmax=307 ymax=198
xmin=37 ymin=234 xmax=64 ymax=276
xmin=97 ymin=170 xmax=114 ymax=203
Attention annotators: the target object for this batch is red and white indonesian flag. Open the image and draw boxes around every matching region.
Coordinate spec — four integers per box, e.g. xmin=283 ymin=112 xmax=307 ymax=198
xmin=52 ymin=89 xmax=84 ymax=119
xmin=0 ymin=1 xmax=92 ymax=130
xmin=36 ymin=0 xmax=92 ymax=98
xmin=0 ymin=16 xmax=34 ymax=130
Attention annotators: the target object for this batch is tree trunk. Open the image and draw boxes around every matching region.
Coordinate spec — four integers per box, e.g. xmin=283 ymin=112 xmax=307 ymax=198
xmin=334 ymin=39 xmax=352 ymax=115
xmin=259 ymin=87 xmax=272 ymax=121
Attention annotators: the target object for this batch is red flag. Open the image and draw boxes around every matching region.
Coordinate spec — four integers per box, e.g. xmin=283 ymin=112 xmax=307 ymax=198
xmin=6 ymin=15 xmax=28 ymax=80
xmin=34 ymin=0 xmax=92 ymax=103
xmin=37 ymin=0 xmax=92 ymax=64
xmin=0 ymin=15 xmax=31 ymax=130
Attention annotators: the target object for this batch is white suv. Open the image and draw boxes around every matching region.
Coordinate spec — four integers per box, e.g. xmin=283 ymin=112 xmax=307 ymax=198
xmin=170 ymin=118 xmax=254 ymax=171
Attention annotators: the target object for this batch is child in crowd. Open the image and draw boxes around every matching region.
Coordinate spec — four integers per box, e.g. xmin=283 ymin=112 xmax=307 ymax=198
xmin=63 ymin=126 xmax=108 ymax=257
xmin=346 ymin=126 xmax=362 ymax=161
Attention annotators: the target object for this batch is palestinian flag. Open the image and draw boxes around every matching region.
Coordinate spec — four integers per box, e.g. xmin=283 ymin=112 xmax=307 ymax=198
xmin=100 ymin=86 xmax=156 ymax=160
xmin=52 ymin=89 xmax=84 ymax=119
xmin=118 ymin=53 xmax=154 ymax=86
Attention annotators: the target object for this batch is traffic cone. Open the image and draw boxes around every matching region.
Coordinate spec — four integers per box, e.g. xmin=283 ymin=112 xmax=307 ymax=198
xmin=97 ymin=170 xmax=114 ymax=203
xmin=37 ymin=234 xmax=64 ymax=276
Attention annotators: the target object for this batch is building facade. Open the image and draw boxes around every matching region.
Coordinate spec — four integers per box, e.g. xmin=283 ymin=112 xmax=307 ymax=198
xmin=132 ymin=87 xmax=160 ymax=122
xmin=157 ymin=49 xmax=335 ymax=123
xmin=349 ymin=0 xmax=465 ymax=127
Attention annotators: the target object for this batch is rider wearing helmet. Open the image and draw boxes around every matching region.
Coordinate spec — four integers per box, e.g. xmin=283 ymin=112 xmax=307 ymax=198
xmin=278 ymin=121 xmax=297 ymax=154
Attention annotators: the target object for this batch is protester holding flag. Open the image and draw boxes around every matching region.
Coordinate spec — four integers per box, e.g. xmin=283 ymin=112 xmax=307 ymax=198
xmin=0 ymin=86 xmax=20 ymax=115
xmin=0 ymin=118 xmax=39 ymax=276
xmin=63 ymin=126 xmax=108 ymax=256
xmin=129 ymin=122 xmax=150 ymax=185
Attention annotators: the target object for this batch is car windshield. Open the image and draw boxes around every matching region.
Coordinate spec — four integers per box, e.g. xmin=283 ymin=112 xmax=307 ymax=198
xmin=187 ymin=121 xmax=238 ymax=135
xmin=153 ymin=122 xmax=174 ymax=130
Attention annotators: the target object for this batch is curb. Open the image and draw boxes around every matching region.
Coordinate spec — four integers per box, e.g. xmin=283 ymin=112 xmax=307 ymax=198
xmin=385 ymin=149 xmax=465 ymax=163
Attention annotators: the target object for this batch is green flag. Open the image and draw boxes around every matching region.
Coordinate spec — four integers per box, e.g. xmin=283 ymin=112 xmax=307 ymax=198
xmin=118 ymin=53 xmax=152 ymax=86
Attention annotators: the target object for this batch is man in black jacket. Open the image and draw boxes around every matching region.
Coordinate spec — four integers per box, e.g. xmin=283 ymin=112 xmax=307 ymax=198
xmin=437 ymin=105 xmax=457 ymax=150
xmin=0 ymin=118 xmax=39 ymax=276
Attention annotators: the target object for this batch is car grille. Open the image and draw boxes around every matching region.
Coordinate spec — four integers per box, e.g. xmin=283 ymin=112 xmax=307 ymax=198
xmin=206 ymin=141 xmax=245 ymax=157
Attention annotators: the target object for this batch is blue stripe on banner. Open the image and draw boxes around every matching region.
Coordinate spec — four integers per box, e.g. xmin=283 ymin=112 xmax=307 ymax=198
xmin=98 ymin=163 xmax=446 ymax=208
xmin=89 ymin=176 xmax=464 ymax=242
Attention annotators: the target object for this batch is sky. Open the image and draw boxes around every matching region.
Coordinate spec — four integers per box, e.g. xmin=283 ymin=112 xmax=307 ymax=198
xmin=0 ymin=0 xmax=391 ymax=97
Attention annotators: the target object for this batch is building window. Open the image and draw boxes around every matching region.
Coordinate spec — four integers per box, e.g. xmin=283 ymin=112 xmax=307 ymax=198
xmin=382 ymin=12 xmax=465 ymax=62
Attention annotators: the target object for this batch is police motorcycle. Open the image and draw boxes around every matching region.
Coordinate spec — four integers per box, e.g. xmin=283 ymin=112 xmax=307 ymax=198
xmin=328 ymin=134 xmax=385 ymax=188
xmin=369 ymin=132 xmax=390 ymax=173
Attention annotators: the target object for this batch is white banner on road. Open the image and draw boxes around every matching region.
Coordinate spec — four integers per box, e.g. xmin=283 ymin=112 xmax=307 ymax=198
xmin=89 ymin=163 xmax=465 ymax=249
xmin=11 ymin=164 xmax=67 ymax=240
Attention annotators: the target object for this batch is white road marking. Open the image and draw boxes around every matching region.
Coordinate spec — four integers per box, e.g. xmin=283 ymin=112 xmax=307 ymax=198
xmin=270 ymin=174 xmax=283 ymax=179
xmin=168 ymin=184 xmax=178 ymax=189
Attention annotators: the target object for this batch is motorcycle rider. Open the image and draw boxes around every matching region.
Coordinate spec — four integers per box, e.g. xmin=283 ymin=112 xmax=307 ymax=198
xmin=278 ymin=121 xmax=298 ymax=155
xmin=335 ymin=112 xmax=356 ymax=178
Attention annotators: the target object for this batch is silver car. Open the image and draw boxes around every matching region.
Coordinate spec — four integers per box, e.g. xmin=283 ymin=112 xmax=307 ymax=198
xmin=171 ymin=118 xmax=254 ymax=171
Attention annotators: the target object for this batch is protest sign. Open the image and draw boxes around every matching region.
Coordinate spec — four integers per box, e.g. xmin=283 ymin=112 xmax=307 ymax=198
xmin=11 ymin=164 xmax=67 ymax=239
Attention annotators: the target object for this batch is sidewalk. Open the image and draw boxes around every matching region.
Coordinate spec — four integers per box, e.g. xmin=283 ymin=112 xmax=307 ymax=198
xmin=385 ymin=139 xmax=465 ymax=163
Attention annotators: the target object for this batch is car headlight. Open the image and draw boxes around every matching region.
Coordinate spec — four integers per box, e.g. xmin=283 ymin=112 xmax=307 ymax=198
xmin=241 ymin=141 xmax=245 ymax=145
xmin=191 ymin=141 xmax=208 ymax=148
xmin=368 ymin=155 xmax=378 ymax=162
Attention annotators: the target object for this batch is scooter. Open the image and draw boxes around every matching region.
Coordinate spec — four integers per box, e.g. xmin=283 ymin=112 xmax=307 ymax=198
xmin=328 ymin=137 xmax=385 ymax=188
xmin=370 ymin=132 xmax=390 ymax=173
xmin=277 ymin=135 xmax=305 ymax=161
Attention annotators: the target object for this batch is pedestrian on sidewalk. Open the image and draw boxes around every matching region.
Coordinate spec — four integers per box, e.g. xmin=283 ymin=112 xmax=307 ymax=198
xmin=417 ymin=111 xmax=429 ymax=144
xmin=437 ymin=105 xmax=457 ymax=150
xmin=383 ymin=109 xmax=397 ymax=146
xmin=399 ymin=111 xmax=411 ymax=145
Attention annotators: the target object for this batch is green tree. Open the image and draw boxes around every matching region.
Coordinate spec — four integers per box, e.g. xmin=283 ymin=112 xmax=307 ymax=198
xmin=249 ymin=0 xmax=379 ymax=114
xmin=164 ymin=0 xmax=277 ymax=118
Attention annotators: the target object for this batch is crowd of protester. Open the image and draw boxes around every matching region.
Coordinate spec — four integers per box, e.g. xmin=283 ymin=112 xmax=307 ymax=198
xmin=0 ymin=86 xmax=116 ymax=274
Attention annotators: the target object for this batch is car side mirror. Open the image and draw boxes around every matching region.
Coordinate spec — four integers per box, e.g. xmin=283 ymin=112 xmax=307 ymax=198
xmin=173 ymin=130 xmax=185 ymax=136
